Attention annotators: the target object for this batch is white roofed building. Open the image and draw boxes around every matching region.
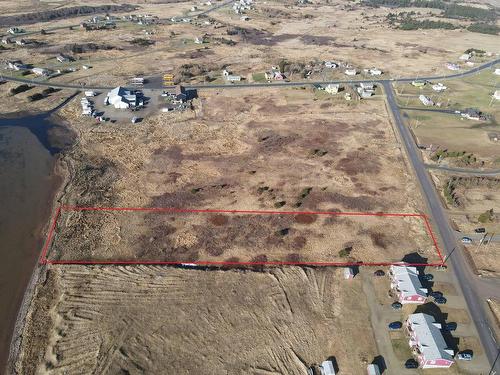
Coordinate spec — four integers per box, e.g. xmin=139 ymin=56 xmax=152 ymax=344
xmin=105 ymin=86 xmax=140 ymax=109
xmin=389 ymin=265 xmax=427 ymax=304
xmin=405 ymin=313 xmax=455 ymax=369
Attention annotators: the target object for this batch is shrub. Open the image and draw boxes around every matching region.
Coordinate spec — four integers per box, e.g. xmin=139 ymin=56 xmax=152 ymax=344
xmin=467 ymin=23 xmax=500 ymax=35
xmin=478 ymin=209 xmax=494 ymax=223
xmin=339 ymin=246 xmax=353 ymax=257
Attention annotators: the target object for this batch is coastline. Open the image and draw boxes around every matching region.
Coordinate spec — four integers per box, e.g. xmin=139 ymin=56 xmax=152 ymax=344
xmin=5 ymin=112 xmax=74 ymax=374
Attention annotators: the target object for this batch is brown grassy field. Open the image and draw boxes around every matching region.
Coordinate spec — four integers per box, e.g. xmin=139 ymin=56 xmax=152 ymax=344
xmin=39 ymin=88 xmax=440 ymax=264
xmin=15 ymin=266 xmax=379 ymax=375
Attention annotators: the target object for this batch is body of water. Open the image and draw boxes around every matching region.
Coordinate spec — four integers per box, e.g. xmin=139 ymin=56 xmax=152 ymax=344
xmin=0 ymin=112 xmax=73 ymax=371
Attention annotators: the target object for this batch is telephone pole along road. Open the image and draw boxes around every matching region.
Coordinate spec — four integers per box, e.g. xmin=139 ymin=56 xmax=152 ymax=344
xmin=383 ymin=81 xmax=500 ymax=374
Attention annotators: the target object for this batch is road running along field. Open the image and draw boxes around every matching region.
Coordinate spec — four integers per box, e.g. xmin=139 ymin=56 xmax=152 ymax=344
xmin=15 ymin=266 xmax=379 ymax=375
xmin=46 ymin=88 xmax=440 ymax=264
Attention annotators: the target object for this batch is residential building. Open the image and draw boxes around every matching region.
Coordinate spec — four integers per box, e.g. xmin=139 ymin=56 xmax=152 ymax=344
xmin=432 ymin=83 xmax=447 ymax=92
xmin=366 ymin=364 xmax=381 ymax=375
xmin=31 ymin=67 xmax=50 ymax=76
xmin=324 ymin=61 xmax=337 ymax=68
xmin=344 ymin=267 xmax=354 ymax=279
xmin=389 ymin=265 xmax=427 ymax=304
xmin=461 ymin=108 xmax=483 ymax=121
xmin=493 ymin=90 xmax=500 ymax=100
xmin=56 ymin=54 xmax=72 ymax=63
xmin=320 ymin=360 xmax=336 ymax=375
xmin=324 ymin=84 xmax=340 ymax=94
xmin=411 ymin=80 xmax=426 ymax=88
xmin=366 ymin=68 xmax=382 ymax=76
xmin=7 ymin=60 xmax=27 ymax=71
xmin=405 ymin=313 xmax=455 ymax=369
xmin=105 ymin=86 xmax=141 ymax=109
xmin=194 ymin=36 xmax=204 ymax=44
xmin=419 ymin=95 xmax=434 ymax=106
xmin=459 ymin=53 xmax=471 ymax=61
xmin=495 ymin=68 xmax=500 ymax=75
xmin=446 ymin=62 xmax=460 ymax=71
xmin=344 ymin=68 xmax=357 ymax=76
xmin=8 ymin=27 xmax=24 ymax=35
xmin=222 ymin=69 xmax=241 ymax=82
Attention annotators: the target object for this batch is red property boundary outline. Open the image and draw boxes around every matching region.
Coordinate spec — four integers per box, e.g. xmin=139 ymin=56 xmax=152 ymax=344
xmin=40 ymin=205 xmax=445 ymax=267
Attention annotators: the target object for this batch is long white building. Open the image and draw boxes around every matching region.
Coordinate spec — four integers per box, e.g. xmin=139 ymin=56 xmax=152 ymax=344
xmin=389 ymin=265 xmax=427 ymax=304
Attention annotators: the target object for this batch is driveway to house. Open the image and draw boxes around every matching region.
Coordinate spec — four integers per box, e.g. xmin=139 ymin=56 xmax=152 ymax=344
xmin=424 ymin=164 xmax=500 ymax=177
xmin=361 ymin=271 xmax=414 ymax=375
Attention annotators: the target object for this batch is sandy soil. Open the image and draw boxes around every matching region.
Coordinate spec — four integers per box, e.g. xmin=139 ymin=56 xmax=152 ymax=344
xmin=15 ymin=266 xmax=379 ymax=375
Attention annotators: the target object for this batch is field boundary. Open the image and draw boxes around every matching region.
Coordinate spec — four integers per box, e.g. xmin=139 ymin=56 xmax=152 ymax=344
xmin=40 ymin=205 xmax=445 ymax=267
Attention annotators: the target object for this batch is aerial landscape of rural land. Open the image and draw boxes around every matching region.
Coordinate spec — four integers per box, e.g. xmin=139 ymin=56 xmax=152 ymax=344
xmin=0 ymin=0 xmax=499 ymax=374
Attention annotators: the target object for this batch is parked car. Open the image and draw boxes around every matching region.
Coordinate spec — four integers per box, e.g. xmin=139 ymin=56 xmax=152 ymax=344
xmin=388 ymin=321 xmax=402 ymax=330
xmin=461 ymin=237 xmax=473 ymax=244
xmin=434 ymin=296 xmax=447 ymax=304
xmin=429 ymin=291 xmax=443 ymax=298
xmin=474 ymin=227 xmax=486 ymax=233
xmin=374 ymin=270 xmax=385 ymax=277
xmin=391 ymin=302 xmax=402 ymax=310
xmin=404 ymin=359 xmax=419 ymax=369
xmin=421 ymin=274 xmax=434 ymax=281
xmin=445 ymin=322 xmax=457 ymax=331
xmin=457 ymin=352 xmax=473 ymax=361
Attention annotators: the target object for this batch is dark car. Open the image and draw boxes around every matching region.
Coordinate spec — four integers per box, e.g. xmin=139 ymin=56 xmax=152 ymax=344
xmin=429 ymin=291 xmax=443 ymax=298
xmin=474 ymin=227 xmax=486 ymax=233
xmin=374 ymin=270 xmax=385 ymax=277
xmin=404 ymin=359 xmax=419 ymax=369
xmin=391 ymin=302 xmax=402 ymax=310
xmin=445 ymin=322 xmax=457 ymax=331
xmin=434 ymin=296 xmax=447 ymax=304
xmin=388 ymin=321 xmax=403 ymax=330
xmin=421 ymin=274 xmax=434 ymax=281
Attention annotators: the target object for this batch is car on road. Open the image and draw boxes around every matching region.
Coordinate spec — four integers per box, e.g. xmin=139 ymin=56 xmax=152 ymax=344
xmin=457 ymin=352 xmax=473 ymax=361
xmin=421 ymin=274 xmax=434 ymax=281
xmin=434 ymin=296 xmax=447 ymax=304
xmin=461 ymin=237 xmax=473 ymax=244
xmin=429 ymin=291 xmax=443 ymax=298
xmin=388 ymin=321 xmax=402 ymax=330
xmin=404 ymin=359 xmax=419 ymax=369
xmin=474 ymin=228 xmax=486 ymax=233
xmin=445 ymin=322 xmax=457 ymax=331
xmin=374 ymin=270 xmax=385 ymax=277
xmin=391 ymin=302 xmax=402 ymax=310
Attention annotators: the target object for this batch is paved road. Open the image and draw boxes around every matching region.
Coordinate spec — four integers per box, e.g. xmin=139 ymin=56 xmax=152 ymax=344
xmin=454 ymin=231 xmax=500 ymax=244
xmin=383 ymin=81 xmax=500 ymax=373
xmin=2 ymin=58 xmax=498 ymax=92
xmin=425 ymin=163 xmax=500 ymax=177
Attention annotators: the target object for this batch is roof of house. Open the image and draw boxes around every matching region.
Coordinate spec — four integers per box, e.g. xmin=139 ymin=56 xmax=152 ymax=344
xmin=407 ymin=313 xmax=454 ymax=362
xmin=390 ymin=265 xmax=427 ymax=298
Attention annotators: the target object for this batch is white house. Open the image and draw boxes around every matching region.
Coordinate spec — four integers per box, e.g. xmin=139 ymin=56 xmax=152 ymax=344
xmin=367 ymin=68 xmax=382 ymax=76
xmin=344 ymin=68 xmax=357 ymax=76
xmin=320 ymin=360 xmax=336 ymax=375
xmin=495 ymin=68 xmax=500 ymax=75
xmin=459 ymin=53 xmax=471 ymax=61
xmin=432 ymin=83 xmax=447 ymax=92
xmin=419 ymin=94 xmax=434 ymax=106
xmin=105 ymin=86 xmax=140 ymax=109
xmin=389 ymin=265 xmax=427 ymax=304
xmin=405 ymin=313 xmax=455 ymax=369
xmin=446 ymin=63 xmax=460 ymax=71
xmin=31 ymin=67 xmax=50 ymax=76
xmin=494 ymin=90 xmax=500 ymax=100
xmin=344 ymin=267 xmax=354 ymax=279
xmin=8 ymin=27 xmax=24 ymax=35
xmin=325 ymin=84 xmax=340 ymax=94
xmin=324 ymin=61 xmax=337 ymax=69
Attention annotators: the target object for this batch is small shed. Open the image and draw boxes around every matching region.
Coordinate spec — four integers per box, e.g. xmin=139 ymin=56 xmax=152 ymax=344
xmin=320 ymin=360 xmax=336 ymax=375
xmin=344 ymin=267 xmax=354 ymax=279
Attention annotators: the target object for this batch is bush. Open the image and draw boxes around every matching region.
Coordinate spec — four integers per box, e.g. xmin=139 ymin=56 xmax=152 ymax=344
xmin=9 ymin=84 xmax=31 ymax=95
xmin=27 ymin=93 xmax=45 ymax=101
xmin=478 ymin=209 xmax=494 ymax=223
xmin=339 ymin=246 xmax=353 ymax=257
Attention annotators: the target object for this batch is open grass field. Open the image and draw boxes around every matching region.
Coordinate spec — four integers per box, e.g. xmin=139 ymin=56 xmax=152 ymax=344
xmin=42 ymin=88 xmax=440 ymax=264
xmin=15 ymin=266 xmax=379 ymax=375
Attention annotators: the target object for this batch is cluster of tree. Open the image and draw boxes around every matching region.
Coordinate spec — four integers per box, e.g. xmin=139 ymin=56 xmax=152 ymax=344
xmin=467 ymin=23 xmax=500 ymax=35
xmin=9 ymin=84 xmax=31 ymax=95
xmin=27 ymin=87 xmax=59 ymax=102
xmin=366 ymin=0 xmax=498 ymax=22
xmin=399 ymin=18 xmax=457 ymax=30
xmin=0 ymin=4 xmax=137 ymax=27
xmin=444 ymin=4 xmax=497 ymax=21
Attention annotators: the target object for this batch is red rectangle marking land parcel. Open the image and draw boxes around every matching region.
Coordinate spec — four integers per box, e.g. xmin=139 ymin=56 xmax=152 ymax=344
xmin=40 ymin=206 xmax=444 ymax=266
